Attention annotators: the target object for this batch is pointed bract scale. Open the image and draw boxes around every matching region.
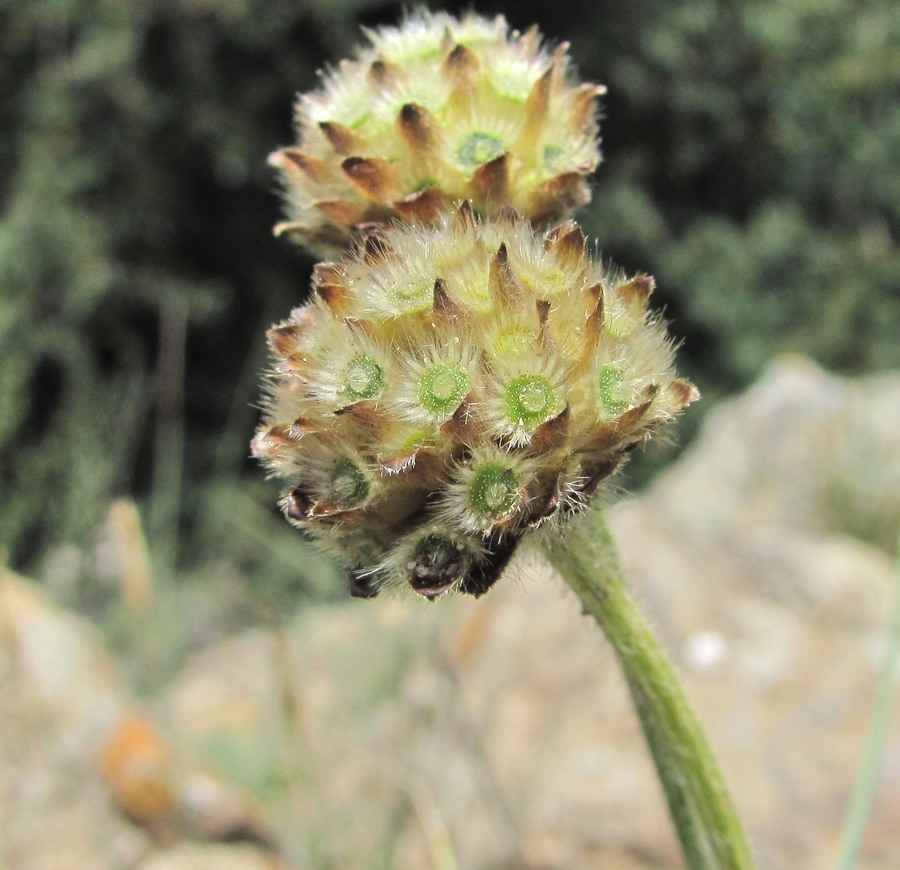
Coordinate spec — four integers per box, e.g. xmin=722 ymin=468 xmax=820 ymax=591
xmin=578 ymin=457 xmax=621 ymax=500
xmin=551 ymin=42 xmax=570 ymax=92
xmin=529 ymin=172 xmax=590 ymax=223
xmin=493 ymin=204 xmax=521 ymax=225
xmin=267 ymin=315 xmax=316 ymax=358
xmin=489 ymin=243 xmax=520 ymax=306
xmin=553 ymin=226 xmax=587 ymax=268
xmin=395 ymin=188 xmax=449 ymax=224
xmin=318 ymin=121 xmax=365 ymax=155
xmin=518 ymin=67 xmax=553 ymax=151
xmin=546 ymin=219 xmax=578 ymax=242
xmin=524 ymin=470 xmax=564 ymax=525
xmin=341 ymin=157 xmax=398 ymax=202
xmin=452 ymin=199 xmax=477 ymax=233
xmin=535 ymin=299 xmax=558 ymax=353
xmin=313 ymin=261 xmax=345 ymax=286
xmin=458 ymin=534 xmax=519 ymax=598
xmin=367 ymin=58 xmax=403 ymax=88
xmin=271 ymin=148 xmax=334 ymax=185
xmin=527 ymin=404 xmax=571 ymax=454
xmin=618 ymin=274 xmax=655 ymax=314
xmin=332 ymin=400 xmax=382 ymax=429
xmin=363 ymin=234 xmax=395 ymax=266
xmin=257 ymin=423 xmax=296 ymax=447
xmin=444 ymin=45 xmax=481 ymax=117
xmin=342 ymin=317 xmax=378 ymax=340
xmin=397 ymin=103 xmax=440 ymax=153
xmin=571 ymin=83 xmax=607 ymax=132
xmin=349 ymin=569 xmax=380 ymax=599
xmin=440 ymin=394 xmax=481 ymax=443
xmin=314 ymin=199 xmax=369 ymax=227
xmin=616 ymin=397 xmax=654 ymax=432
xmin=432 ymin=277 xmax=468 ymax=323
xmin=284 ymin=487 xmax=315 ymax=523
xmin=273 ymin=221 xmax=350 ymax=252
xmin=584 ymin=283 xmax=605 ymax=345
xmin=314 ymin=281 xmax=352 ymax=315
xmin=288 ymin=417 xmax=326 ymax=439
xmin=518 ymin=24 xmax=540 ymax=59
xmin=670 ymin=379 xmax=701 ymax=408
xmin=471 ymin=153 xmax=509 ymax=206
xmin=307 ymin=500 xmax=365 ymax=521
xmin=439 ymin=25 xmax=455 ymax=55
xmin=380 ymin=450 xmax=419 ymax=475
xmin=445 ymin=42 xmax=480 ymax=87
xmin=275 ymin=353 xmax=314 ymax=378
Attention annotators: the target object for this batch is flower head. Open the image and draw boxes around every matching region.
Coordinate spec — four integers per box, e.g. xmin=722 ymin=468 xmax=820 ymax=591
xmin=253 ymin=205 xmax=698 ymax=598
xmin=270 ymin=10 xmax=604 ymax=255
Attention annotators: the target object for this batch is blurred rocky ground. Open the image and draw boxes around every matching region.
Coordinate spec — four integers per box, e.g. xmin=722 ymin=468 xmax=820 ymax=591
xmin=2 ymin=356 xmax=899 ymax=869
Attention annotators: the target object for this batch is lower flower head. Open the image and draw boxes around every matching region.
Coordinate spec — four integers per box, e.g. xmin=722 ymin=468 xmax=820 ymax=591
xmin=253 ymin=204 xmax=698 ymax=598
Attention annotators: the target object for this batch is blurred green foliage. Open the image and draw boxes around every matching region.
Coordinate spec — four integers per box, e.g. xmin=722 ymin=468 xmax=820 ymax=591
xmin=1 ymin=0 xmax=898 ymax=608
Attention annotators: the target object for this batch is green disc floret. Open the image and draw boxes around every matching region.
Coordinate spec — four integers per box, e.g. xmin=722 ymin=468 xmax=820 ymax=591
xmin=388 ymin=280 xmax=433 ymax=312
xmin=457 ymin=132 xmax=505 ymax=167
xmin=504 ymin=374 xmax=558 ymax=429
xmin=543 ymin=144 xmax=566 ymax=166
xmin=342 ymin=355 xmax=385 ymax=401
xmin=597 ymin=364 xmax=630 ymax=415
xmin=469 ymin=462 xmax=518 ymax=518
xmin=330 ymin=457 xmax=370 ymax=507
xmin=418 ymin=362 xmax=470 ymax=415
xmin=493 ymin=328 xmax=533 ymax=360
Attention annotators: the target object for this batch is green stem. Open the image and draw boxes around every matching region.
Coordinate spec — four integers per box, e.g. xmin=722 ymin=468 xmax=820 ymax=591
xmin=542 ymin=505 xmax=755 ymax=869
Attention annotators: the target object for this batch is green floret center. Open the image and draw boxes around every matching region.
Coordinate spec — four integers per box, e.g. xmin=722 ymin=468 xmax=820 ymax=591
xmin=342 ymin=355 xmax=385 ymax=401
xmin=330 ymin=457 xmax=370 ymax=507
xmin=492 ymin=328 xmax=533 ymax=360
xmin=418 ymin=363 xmax=470 ymax=415
xmin=388 ymin=281 xmax=433 ymax=312
xmin=469 ymin=462 xmax=518 ymax=518
xmin=597 ymin=365 xmax=630 ymax=415
xmin=457 ymin=132 xmax=505 ymax=166
xmin=543 ymin=144 xmax=566 ymax=168
xmin=504 ymin=374 xmax=557 ymax=429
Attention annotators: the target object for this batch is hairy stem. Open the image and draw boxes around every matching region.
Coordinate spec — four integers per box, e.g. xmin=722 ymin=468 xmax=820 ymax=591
xmin=542 ymin=506 xmax=755 ymax=869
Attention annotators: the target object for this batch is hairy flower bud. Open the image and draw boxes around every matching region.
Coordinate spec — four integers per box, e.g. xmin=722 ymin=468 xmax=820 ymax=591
xmin=270 ymin=10 xmax=605 ymax=255
xmin=253 ymin=205 xmax=698 ymax=599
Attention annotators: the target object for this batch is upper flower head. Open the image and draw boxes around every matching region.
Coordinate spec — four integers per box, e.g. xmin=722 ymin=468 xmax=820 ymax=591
xmin=252 ymin=205 xmax=698 ymax=599
xmin=270 ymin=10 xmax=605 ymax=255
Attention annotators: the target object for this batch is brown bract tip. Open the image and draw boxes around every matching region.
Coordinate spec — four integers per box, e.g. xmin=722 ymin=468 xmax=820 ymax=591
xmin=319 ymin=121 xmax=363 ymax=155
xmin=395 ymin=188 xmax=448 ymax=224
xmin=489 ymin=243 xmax=519 ymax=305
xmin=528 ymin=404 xmax=571 ymax=454
xmin=341 ymin=157 xmax=397 ymax=201
xmin=670 ymin=379 xmax=701 ymax=407
xmin=398 ymin=103 xmax=439 ymax=152
xmin=452 ymin=199 xmax=477 ymax=231
xmin=618 ymin=275 xmax=654 ymax=312
xmin=368 ymin=58 xmax=402 ymax=87
xmin=274 ymin=148 xmax=333 ymax=184
xmin=471 ymin=153 xmax=508 ymax=205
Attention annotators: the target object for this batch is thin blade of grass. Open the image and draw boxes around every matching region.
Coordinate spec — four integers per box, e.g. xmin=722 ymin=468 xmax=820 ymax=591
xmin=836 ymin=522 xmax=900 ymax=870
